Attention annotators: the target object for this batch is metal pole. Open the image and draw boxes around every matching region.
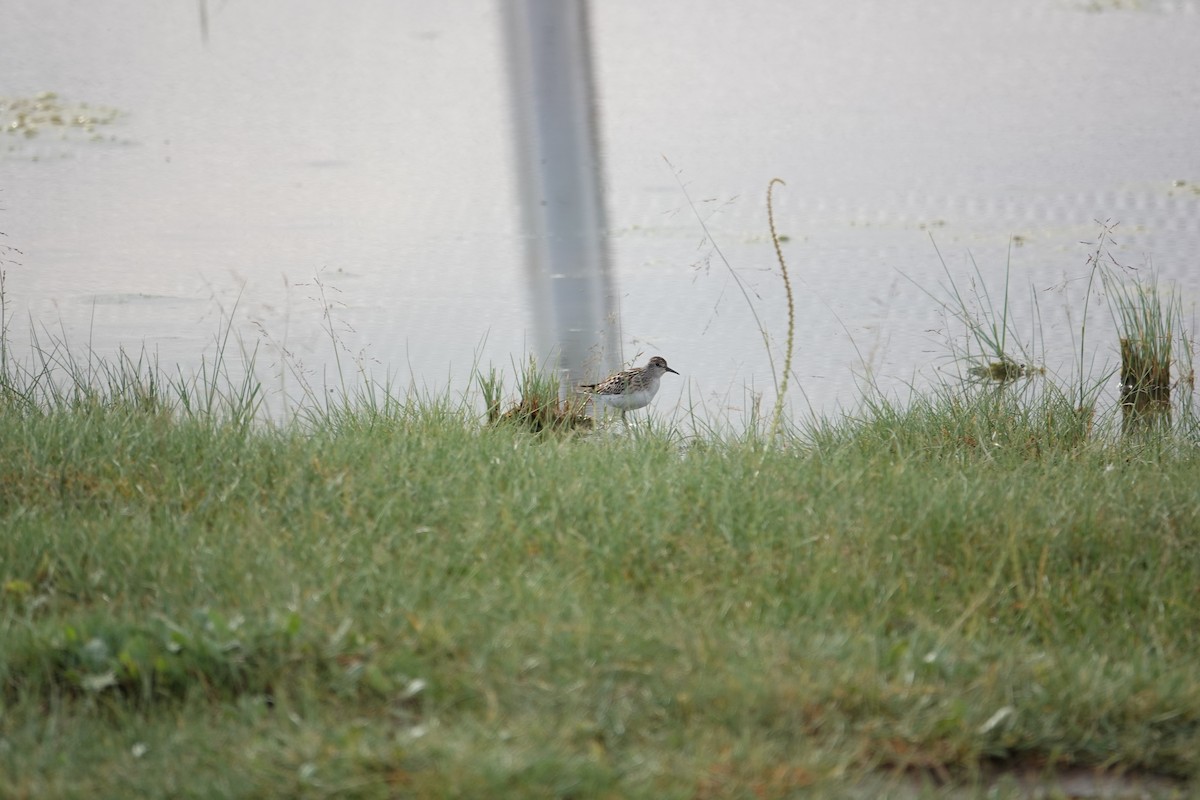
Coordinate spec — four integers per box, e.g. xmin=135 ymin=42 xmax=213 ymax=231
xmin=500 ymin=0 xmax=620 ymax=390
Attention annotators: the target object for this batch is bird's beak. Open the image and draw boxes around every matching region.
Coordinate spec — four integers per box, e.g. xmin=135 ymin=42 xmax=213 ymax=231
xmin=666 ymin=366 xmax=679 ymax=375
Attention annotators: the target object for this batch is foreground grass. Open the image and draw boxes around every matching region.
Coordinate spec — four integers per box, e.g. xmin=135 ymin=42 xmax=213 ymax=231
xmin=1 ymin=386 xmax=1198 ymax=799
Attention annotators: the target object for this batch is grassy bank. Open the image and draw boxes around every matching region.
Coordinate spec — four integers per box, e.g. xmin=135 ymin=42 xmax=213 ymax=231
xmin=3 ymin=213 xmax=1198 ymax=796
xmin=1 ymin=363 xmax=1198 ymax=798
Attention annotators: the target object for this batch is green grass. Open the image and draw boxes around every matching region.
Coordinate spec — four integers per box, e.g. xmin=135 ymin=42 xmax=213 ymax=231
xmin=1 ymin=361 xmax=1198 ymax=798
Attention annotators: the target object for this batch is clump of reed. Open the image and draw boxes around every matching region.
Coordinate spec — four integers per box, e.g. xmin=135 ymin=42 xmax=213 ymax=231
xmin=921 ymin=238 xmax=1049 ymax=393
xmin=480 ymin=357 xmax=592 ymax=434
xmin=1104 ymin=267 xmax=1192 ymax=434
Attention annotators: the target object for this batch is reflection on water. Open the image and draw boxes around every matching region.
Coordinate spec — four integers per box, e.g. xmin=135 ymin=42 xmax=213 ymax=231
xmin=2 ymin=0 xmax=1198 ymax=424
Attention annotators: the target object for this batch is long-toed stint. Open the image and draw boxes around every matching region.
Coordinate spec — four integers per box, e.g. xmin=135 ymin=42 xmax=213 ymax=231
xmin=579 ymin=356 xmax=679 ymax=421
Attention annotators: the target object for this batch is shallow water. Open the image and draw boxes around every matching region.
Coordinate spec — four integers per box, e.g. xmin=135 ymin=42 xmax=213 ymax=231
xmin=3 ymin=0 xmax=1198 ymax=424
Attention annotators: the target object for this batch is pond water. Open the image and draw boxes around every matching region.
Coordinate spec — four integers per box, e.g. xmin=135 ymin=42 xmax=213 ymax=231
xmin=3 ymin=0 xmax=1199 ymax=425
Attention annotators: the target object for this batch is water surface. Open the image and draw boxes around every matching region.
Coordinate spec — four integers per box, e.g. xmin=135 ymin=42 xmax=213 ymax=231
xmin=3 ymin=0 xmax=1198 ymax=423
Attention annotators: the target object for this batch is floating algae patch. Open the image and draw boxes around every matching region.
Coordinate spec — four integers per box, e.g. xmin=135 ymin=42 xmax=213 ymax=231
xmin=1 ymin=91 xmax=125 ymax=150
xmin=966 ymin=359 xmax=1045 ymax=385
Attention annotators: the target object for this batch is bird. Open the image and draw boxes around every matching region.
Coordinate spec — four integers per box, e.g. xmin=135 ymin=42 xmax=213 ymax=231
xmin=579 ymin=356 xmax=679 ymax=421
